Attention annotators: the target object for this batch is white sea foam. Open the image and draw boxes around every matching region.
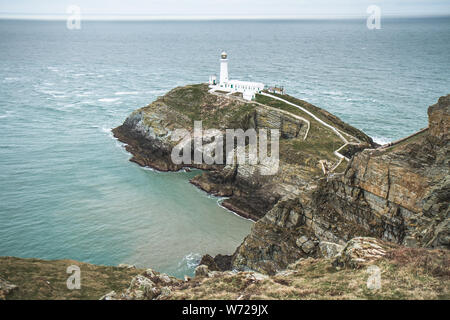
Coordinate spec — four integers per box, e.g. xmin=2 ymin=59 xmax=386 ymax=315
xmin=372 ymin=136 xmax=392 ymax=145
xmin=115 ymin=91 xmax=139 ymax=95
xmin=98 ymin=98 xmax=120 ymax=102
xmin=140 ymin=166 xmax=160 ymax=173
xmin=3 ymin=77 xmax=20 ymax=82
xmin=92 ymin=125 xmax=113 ymax=137
xmin=0 ymin=110 xmax=13 ymax=119
xmin=76 ymin=92 xmax=93 ymax=97
xmin=177 ymin=253 xmax=202 ymax=271
xmin=47 ymin=66 xmax=59 ymax=72
xmin=217 ymin=198 xmax=255 ymax=222
xmin=41 ymin=90 xmax=66 ymax=98
xmin=323 ymin=91 xmax=343 ymax=96
xmin=101 ymin=127 xmax=112 ymax=134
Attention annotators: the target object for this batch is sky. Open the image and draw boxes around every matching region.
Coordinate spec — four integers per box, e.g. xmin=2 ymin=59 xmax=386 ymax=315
xmin=0 ymin=0 xmax=449 ymax=20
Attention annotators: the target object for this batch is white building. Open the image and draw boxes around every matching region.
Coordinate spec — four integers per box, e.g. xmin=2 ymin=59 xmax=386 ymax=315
xmin=209 ymin=52 xmax=265 ymax=101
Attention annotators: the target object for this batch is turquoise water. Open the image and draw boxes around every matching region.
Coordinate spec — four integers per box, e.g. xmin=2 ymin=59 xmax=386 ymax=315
xmin=0 ymin=19 xmax=449 ymax=277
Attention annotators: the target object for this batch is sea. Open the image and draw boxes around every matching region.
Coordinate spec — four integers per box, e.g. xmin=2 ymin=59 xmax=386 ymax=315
xmin=0 ymin=18 xmax=449 ymax=278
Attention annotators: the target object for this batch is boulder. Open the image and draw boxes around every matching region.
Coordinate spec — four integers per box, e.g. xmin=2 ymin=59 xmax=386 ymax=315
xmin=117 ymin=263 xmax=136 ymax=269
xmin=296 ymin=236 xmax=316 ymax=254
xmin=319 ymin=241 xmax=344 ymax=258
xmin=194 ymin=265 xmax=210 ymax=278
xmin=99 ymin=290 xmax=118 ymax=300
xmin=126 ymin=275 xmax=160 ymax=300
xmin=245 ymin=272 xmax=269 ymax=282
xmin=198 ymin=254 xmax=220 ymax=271
xmin=0 ymin=277 xmax=17 ymax=300
xmin=332 ymin=237 xmax=397 ymax=269
xmin=158 ymin=286 xmax=172 ymax=299
xmin=428 ymin=94 xmax=449 ymax=141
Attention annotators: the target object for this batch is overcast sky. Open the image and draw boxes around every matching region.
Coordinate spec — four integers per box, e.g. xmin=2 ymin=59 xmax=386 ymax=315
xmin=0 ymin=0 xmax=449 ymax=19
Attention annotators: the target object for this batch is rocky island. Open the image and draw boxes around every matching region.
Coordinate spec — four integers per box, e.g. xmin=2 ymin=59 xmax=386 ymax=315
xmin=1 ymin=86 xmax=448 ymax=300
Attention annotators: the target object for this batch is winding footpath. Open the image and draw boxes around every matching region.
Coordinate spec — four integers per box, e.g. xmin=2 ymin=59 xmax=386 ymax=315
xmin=211 ymin=88 xmax=363 ymax=174
xmin=260 ymin=92 xmax=362 ymax=173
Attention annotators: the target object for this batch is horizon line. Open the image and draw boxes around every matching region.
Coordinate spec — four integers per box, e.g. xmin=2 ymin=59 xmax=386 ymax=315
xmin=0 ymin=13 xmax=449 ymax=22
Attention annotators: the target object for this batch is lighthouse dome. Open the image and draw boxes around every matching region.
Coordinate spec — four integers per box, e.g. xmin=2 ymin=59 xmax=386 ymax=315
xmin=221 ymin=51 xmax=227 ymax=59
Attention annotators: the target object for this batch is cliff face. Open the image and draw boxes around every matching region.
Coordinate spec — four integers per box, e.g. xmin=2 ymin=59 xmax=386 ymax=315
xmin=113 ymin=84 xmax=448 ymax=276
xmin=314 ymin=95 xmax=449 ymax=248
xmin=233 ymin=95 xmax=449 ymax=274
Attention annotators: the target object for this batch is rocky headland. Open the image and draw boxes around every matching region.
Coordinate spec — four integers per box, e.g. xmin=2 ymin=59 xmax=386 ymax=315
xmin=113 ymin=84 xmax=449 ymax=274
xmin=1 ymin=86 xmax=448 ymax=300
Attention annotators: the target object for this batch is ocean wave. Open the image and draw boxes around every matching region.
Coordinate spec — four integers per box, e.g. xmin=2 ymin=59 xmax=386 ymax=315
xmin=217 ymin=198 xmax=255 ymax=222
xmin=40 ymin=90 xmax=67 ymax=98
xmin=91 ymin=125 xmax=112 ymax=135
xmin=3 ymin=77 xmax=20 ymax=82
xmin=99 ymin=128 xmax=130 ymax=153
xmin=177 ymin=252 xmax=202 ymax=271
xmin=76 ymin=92 xmax=93 ymax=97
xmin=100 ymin=126 xmax=117 ymax=141
xmin=372 ymin=136 xmax=392 ymax=145
xmin=115 ymin=91 xmax=139 ymax=96
xmin=47 ymin=66 xmax=59 ymax=72
xmin=98 ymin=98 xmax=120 ymax=103
xmin=103 ymin=128 xmax=112 ymax=134
xmin=100 ymin=126 xmax=130 ymax=152
xmin=0 ymin=111 xmax=15 ymax=119
xmin=323 ymin=91 xmax=343 ymax=96
xmin=139 ymin=166 xmax=161 ymax=173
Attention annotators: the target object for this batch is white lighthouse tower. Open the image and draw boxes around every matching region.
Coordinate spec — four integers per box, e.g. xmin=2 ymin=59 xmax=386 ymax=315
xmin=208 ymin=51 xmax=264 ymax=101
xmin=219 ymin=51 xmax=229 ymax=84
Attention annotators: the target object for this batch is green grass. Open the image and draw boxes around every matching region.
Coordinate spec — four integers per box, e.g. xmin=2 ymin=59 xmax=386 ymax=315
xmin=167 ymin=248 xmax=449 ymax=300
xmin=0 ymin=257 xmax=143 ymax=300
xmin=256 ymin=93 xmax=345 ymax=166
xmin=154 ymin=83 xmax=257 ymax=129
xmin=260 ymin=92 xmax=373 ymax=144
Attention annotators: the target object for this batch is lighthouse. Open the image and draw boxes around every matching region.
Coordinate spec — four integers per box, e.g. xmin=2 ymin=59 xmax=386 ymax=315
xmin=220 ymin=51 xmax=229 ymax=84
xmin=209 ymin=51 xmax=264 ymax=101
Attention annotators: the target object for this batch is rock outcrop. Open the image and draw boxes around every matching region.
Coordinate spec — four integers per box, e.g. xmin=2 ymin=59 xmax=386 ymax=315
xmin=232 ymin=95 xmax=449 ymax=274
xmin=156 ymin=239 xmax=450 ymax=300
xmin=332 ymin=237 xmax=397 ymax=269
xmin=100 ymin=268 xmax=183 ymax=300
xmin=0 ymin=277 xmax=17 ymax=300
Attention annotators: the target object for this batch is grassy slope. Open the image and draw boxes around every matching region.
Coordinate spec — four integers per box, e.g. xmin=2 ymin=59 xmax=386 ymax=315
xmin=157 ymin=83 xmax=257 ymax=129
xmin=168 ymin=248 xmax=449 ymax=300
xmin=255 ymin=93 xmax=347 ymax=167
xmin=1 ymin=248 xmax=448 ymax=300
xmin=0 ymin=257 xmax=142 ymax=300
xmin=260 ymin=92 xmax=373 ymax=144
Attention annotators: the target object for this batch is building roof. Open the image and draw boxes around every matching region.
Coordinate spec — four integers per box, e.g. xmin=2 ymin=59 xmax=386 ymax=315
xmin=226 ymin=79 xmax=265 ymax=87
